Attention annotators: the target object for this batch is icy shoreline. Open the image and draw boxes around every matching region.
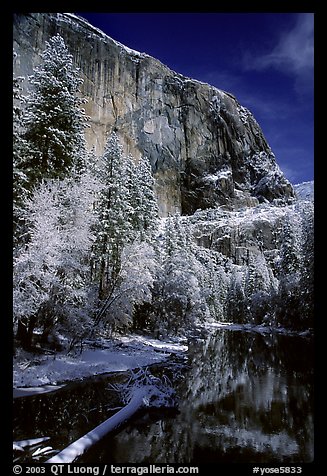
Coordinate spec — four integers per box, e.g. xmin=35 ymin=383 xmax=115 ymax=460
xmin=13 ymin=324 xmax=312 ymax=394
xmin=13 ymin=334 xmax=188 ymax=392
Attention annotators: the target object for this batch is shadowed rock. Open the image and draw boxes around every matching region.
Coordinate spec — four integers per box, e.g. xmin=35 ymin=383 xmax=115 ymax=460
xmin=13 ymin=13 xmax=294 ymax=216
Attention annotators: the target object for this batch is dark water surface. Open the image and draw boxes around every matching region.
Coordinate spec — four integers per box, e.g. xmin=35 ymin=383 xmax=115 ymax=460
xmin=13 ymin=328 xmax=314 ymax=463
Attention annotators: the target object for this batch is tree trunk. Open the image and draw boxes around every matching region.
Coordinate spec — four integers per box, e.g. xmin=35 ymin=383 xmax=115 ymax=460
xmin=16 ymin=319 xmax=29 ymax=348
xmin=46 ymin=391 xmax=145 ymax=463
xmin=16 ymin=315 xmax=38 ymax=350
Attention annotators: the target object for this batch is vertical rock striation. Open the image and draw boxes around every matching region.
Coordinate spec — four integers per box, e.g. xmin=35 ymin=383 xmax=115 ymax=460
xmin=13 ymin=13 xmax=294 ymax=216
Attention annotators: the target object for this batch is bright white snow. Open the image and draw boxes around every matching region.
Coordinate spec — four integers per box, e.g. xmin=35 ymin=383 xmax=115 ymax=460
xmin=294 ymin=181 xmax=314 ymax=201
xmin=205 ymin=321 xmax=312 ymax=336
xmin=46 ymin=390 xmax=146 ymax=463
xmin=64 ymin=13 xmax=147 ymax=59
xmin=13 ymin=334 xmax=187 ymax=391
xmin=46 ymin=368 xmax=176 ymax=463
xmin=13 ymin=385 xmax=65 ymax=398
xmin=204 ymin=170 xmax=232 ymax=182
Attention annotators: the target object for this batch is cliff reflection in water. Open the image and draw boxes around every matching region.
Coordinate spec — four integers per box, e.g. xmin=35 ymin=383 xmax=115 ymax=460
xmin=104 ymin=329 xmax=313 ymax=463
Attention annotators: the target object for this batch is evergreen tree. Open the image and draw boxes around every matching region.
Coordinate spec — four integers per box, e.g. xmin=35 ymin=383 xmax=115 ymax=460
xmin=22 ymin=34 xmax=88 ymax=190
xmin=132 ymin=156 xmax=159 ymax=240
xmin=163 ymin=213 xmax=188 ymax=257
xmin=91 ymin=132 xmax=135 ymax=301
xmin=279 ymin=211 xmax=301 ymax=277
xmin=244 ymin=252 xmax=278 ymax=324
xmin=275 ymin=203 xmax=314 ymax=329
xmin=13 ymin=62 xmax=29 ymax=246
xmin=227 ymin=267 xmax=248 ymax=322
xmin=275 ymin=209 xmax=302 ymax=327
xmin=151 ymin=215 xmax=207 ymax=336
xmin=191 ymin=245 xmax=229 ymax=321
xmin=298 ymin=201 xmax=314 ymax=326
xmin=13 ymin=74 xmax=26 ymax=193
xmin=91 ymin=133 xmax=159 ymax=310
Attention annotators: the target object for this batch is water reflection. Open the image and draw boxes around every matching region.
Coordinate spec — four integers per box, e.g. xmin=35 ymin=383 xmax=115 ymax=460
xmin=13 ymin=329 xmax=314 ymax=463
xmin=13 ymin=372 xmax=128 ymax=460
xmin=91 ymin=329 xmax=313 ymax=463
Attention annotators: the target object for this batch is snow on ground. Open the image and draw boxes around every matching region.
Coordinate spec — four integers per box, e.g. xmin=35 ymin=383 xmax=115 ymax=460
xmin=205 ymin=320 xmax=312 ymax=337
xmin=13 ymin=385 xmax=66 ymax=398
xmin=294 ymin=181 xmax=314 ymax=201
xmin=118 ymin=334 xmax=187 ymax=352
xmin=13 ymin=334 xmax=187 ymax=392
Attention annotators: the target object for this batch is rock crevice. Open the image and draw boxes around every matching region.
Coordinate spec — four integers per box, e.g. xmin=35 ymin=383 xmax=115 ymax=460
xmin=13 ymin=12 xmax=294 ymax=216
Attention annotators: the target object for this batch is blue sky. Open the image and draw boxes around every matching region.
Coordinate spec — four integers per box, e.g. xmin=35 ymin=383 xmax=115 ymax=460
xmin=76 ymin=13 xmax=314 ymax=185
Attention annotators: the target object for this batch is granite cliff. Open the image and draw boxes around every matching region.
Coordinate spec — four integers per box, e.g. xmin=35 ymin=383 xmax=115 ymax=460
xmin=13 ymin=12 xmax=294 ymax=216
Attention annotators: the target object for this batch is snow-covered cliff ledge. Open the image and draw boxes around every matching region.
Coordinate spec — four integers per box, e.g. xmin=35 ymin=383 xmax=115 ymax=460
xmin=13 ymin=13 xmax=294 ymax=216
xmin=294 ymin=180 xmax=314 ymax=201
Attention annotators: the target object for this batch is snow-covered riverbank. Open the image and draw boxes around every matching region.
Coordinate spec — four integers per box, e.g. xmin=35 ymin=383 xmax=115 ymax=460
xmin=13 ymin=334 xmax=188 ymax=392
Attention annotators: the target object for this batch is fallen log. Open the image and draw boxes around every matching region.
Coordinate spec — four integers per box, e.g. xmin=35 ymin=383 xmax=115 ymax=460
xmin=46 ymin=368 xmax=176 ymax=464
xmin=46 ymin=389 xmax=145 ymax=463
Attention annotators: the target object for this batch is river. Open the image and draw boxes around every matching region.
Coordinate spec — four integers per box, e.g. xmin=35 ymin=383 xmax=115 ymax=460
xmin=13 ymin=327 xmax=314 ymax=463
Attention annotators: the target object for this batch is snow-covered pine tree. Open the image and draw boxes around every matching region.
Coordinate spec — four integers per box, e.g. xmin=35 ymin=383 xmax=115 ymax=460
xmin=13 ymin=58 xmax=29 ymax=246
xmin=91 ymin=133 xmax=159 ymax=333
xmin=275 ymin=209 xmax=302 ymax=327
xmin=91 ymin=132 xmax=135 ymax=302
xmin=22 ymin=34 xmax=88 ymax=191
xmin=227 ymin=267 xmax=248 ymax=322
xmin=163 ymin=213 xmax=188 ymax=257
xmin=297 ymin=201 xmax=314 ymax=327
xmin=162 ymin=216 xmax=176 ymax=258
xmin=275 ymin=203 xmax=313 ymax=329
xmin=151 ymin=214 xmax=207 ymax=337
xmin=244 ymin=252 xmax=278 ymax=324
xmin=132 ymin=156 xmax=159 ymax=241
xmin=191 ymin=245 xmax=229 ymax=322
xmin=279 ymin=210 xmax=302 ymax=278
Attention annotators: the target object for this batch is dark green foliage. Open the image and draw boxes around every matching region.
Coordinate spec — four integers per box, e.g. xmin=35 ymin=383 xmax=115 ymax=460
xmin=21 ymin=34 xmax=88 ymax=190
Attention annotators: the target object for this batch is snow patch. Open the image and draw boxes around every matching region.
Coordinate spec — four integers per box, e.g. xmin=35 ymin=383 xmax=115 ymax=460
xmin=13 ymin=385 xmax=65 ymax=399
xmin=119 ymin=334 xmax=188 ymax=352
xmin=14 ymin=437 xmax=50 ymax=449
xmin=204 ymin=170 xmax=232 ymax=183
xmin=64 ymin=14 xmax=228 ymax=95
xmin=46 ymin=368 xmax=176 ymax=463
xmin=205 ymin=321 xmax=312 ymax=336
xmin=13 ymin=334 xmax=188 ymax=389
xmin=294 ymin=181 xmax=314 ymax=201
xmin=64 ymin=13 xmax=147 ymax=59
xmin=237 ymin=105 xmax=251 ymax=124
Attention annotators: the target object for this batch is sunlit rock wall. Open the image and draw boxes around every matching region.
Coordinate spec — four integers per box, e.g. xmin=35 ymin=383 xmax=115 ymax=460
xmin=13 ymin=13 xmax=294 ymax=216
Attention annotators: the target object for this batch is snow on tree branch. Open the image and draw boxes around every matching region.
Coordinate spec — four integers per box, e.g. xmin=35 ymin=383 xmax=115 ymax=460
xmin=46 ymin=368 xmax=176 ymax=463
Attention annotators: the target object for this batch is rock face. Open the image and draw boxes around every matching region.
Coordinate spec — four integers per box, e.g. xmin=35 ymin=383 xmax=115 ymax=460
xmin=189 ymin=205 xmax=286 ymax=266
xmin=13 ymin=12 xmax=294 ymax=216
xmin=294 ymin=181 xmax=314 ymax=201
